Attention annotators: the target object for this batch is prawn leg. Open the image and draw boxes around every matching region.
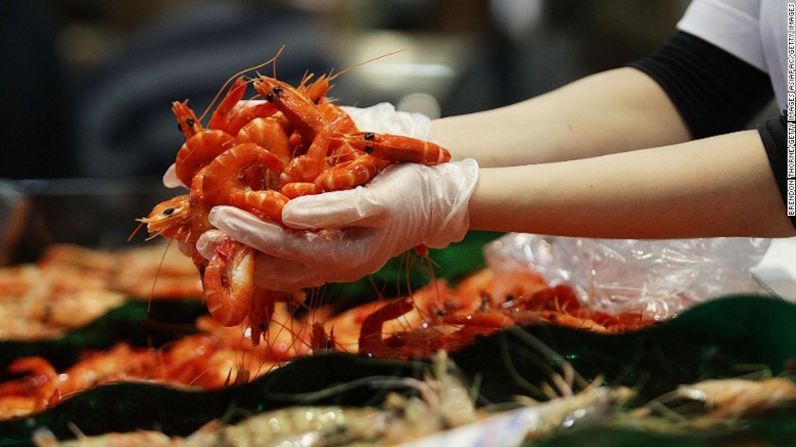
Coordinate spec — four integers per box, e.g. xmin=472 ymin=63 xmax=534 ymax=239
xmin=248 ymin=288 xmax=276 ymax=346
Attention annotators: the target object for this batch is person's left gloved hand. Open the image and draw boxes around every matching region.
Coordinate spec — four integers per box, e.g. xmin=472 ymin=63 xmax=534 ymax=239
xmin=197 ymin=159 xmax=479 ymax=290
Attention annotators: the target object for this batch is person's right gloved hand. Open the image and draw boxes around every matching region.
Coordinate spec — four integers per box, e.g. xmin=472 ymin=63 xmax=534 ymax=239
xmin=196 ymin=159 xmax=479 ymax=291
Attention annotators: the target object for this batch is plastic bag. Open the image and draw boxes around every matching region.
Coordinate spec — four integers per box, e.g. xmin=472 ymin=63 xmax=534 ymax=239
xmin=485 ymin=234 xmax=770 ymax=320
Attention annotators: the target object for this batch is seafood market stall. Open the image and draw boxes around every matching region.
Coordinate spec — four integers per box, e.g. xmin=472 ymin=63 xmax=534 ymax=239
xmin=1 ymin=6 xmax=795 ymax=441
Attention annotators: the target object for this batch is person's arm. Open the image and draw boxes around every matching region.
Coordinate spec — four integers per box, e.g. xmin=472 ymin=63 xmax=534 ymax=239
xmin=469 ymin=130 xmax=795 ymax=238
xmin=432 ymin=67 xmax=691 ymax=167
xmin=201 ymin=129 xmax=792 ymax=292
xmin=435 ymin=31 xmax=774 ymax=168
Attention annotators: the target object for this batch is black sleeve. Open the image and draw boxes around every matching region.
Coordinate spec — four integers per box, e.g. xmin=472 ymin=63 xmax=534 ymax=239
xmin=630 ymin=31 xmax=794 ymax=231
xmin=628 ymin=31 xmax=773 ymax=139
xmin=758 ymin=112 xmax=796 ymax=230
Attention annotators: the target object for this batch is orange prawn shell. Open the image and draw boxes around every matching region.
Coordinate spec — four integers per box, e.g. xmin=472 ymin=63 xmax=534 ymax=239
xmin=208 ymin=77 xmax=248 ymax=132
xmin=315 ymin=154 xmax=389 ymax=191
xmin=140 ymin=194 xmax=192 ymax=243
xmin=172 ymin=100 xmax=203 ymax=140
xmin=201 ymin=143 xmax=287 ymax=223
xmin=281 ymin=182 xmax=322 ymax=198
xmin=253 ymin=76 xmax=327 ymax=142
xmin=174 ymin=130 xmax=235 ymax=186
xmin=234 ymin=117 xmax=292 ymax=165
xmin=348 ymin=132 xmax=451 ymax=165
xmin=203 ymin=240 xmax=255 ymax=326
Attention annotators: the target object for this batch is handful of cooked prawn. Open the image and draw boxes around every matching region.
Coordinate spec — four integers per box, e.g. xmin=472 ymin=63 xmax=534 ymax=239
xmin=141 ymin=50 xmax=452 ymax=343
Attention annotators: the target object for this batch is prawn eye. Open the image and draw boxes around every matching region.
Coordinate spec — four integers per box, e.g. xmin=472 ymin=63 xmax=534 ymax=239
xmin=163 ymin=207 xmax=175 ymax=216
xmin=273 ymin=86 xmax=284 ymax=95
xmin=186 ymin=118 xmax=195 ymax=127
xmin=364 ymin=132 xmax=375 ymax=141
xmin=265 ymin=92 xmax=275 ymax=101
xmin=364 ymin=145 xmax=373 ymax=154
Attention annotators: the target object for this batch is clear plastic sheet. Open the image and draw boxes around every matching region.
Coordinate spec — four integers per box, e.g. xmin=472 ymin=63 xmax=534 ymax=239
xmin=485 ymin=234 xmax=770 ymax=320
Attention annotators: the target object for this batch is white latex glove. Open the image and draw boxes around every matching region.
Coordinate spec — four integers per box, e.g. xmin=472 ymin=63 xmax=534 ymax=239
xmin=197 ymin=159 xmax=479 ymax=290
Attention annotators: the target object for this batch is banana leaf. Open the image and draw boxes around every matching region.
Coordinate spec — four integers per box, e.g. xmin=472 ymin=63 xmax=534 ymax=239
xmin=1 ymin=294 xmax=794 ymax=446
xmin=0 ymin=299 xmax=205 ymax=379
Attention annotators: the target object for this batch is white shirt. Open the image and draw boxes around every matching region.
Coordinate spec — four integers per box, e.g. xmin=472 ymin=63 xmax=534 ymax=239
xmin=678 ymin=0 xmax=790 ymax=109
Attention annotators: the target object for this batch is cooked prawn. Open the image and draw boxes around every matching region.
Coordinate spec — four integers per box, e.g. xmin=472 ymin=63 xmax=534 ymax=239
xmin=209 ymin=77 xmax=278 ymax=136
xmin=279 ymin=126 xmax=335 ymax=185
xmin=203 ymin=239 xmax=255 ymax=326
xmin=174 ymin=129 xmax=235 ymax=186
xmin=172 ymin=100 xmax=203 ymax=140
xmin=201 ymin=143 xmax=287 ymax=223
xmin=314 ymin=154 xmax=389 ymax=191
xmin=253 ymin=76 xmax=327 ymax=144
xmin=280 ymin=182 xmax=322 ymax=198
xmin=233 ymin=116 xmax=292 ymax=165
xmin=138 ymin=194 xmax=192 ymax=243
xmin=344 ymin=131 xmax=451 ymax=165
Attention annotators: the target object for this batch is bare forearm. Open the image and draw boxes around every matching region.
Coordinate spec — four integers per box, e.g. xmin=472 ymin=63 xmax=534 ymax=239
xmin=468 ymin=130 xmax=794 ymax=238
xmin=432 ymin=68 xmax=691 ymax=167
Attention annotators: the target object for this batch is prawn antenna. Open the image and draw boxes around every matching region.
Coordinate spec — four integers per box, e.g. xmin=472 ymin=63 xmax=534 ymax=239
xmin=127 ymin=220 xmax=146 ymax=242
xmin=327 ymin=48 xmax=409 ymax=82
xmin=148 ymin=238 xmax=174 ymax=312
xmin=199 ymin=45 xmax=286 ymax=122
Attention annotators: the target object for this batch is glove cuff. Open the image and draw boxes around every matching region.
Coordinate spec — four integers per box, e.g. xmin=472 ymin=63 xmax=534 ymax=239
xmin=424 ymin=159 xmax=479 ymax=248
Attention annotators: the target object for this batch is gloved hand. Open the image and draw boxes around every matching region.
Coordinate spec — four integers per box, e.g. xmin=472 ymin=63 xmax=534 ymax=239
xmin=197 ymin=159 xmax=479 ymax=290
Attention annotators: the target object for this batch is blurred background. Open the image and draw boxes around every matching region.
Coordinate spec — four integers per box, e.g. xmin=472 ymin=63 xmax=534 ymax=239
xmin=1 ymin=0 xmax=695 ymax=180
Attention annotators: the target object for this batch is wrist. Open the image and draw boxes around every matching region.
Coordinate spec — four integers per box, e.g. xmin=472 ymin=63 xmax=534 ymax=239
xmin=424 ymin=159 xmax=479 ymax=247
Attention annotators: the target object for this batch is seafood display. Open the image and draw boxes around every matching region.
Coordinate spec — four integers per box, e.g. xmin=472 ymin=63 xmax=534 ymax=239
xmin=0 ymin=243 xmax=200 ymax=341
xmin=0 ymin=280 xmax=791 ymax=445
xmin=0 ymin=312 xmax=294 ymax=419
xmin=31 ymin=353 xmax=634 ymax=447
xmin=27 ymin=352 xmax=796 ymax=447
xmin=142 ymin=52 xmax=452 ymax=343
xmin=0 ymin=266 xmax=654 ymax=419
xmin=335 ymin=269 xmax=654 ymax=359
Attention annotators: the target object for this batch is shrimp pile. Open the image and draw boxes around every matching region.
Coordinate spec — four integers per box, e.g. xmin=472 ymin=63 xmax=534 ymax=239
xmin=142 ymin=54 xmax=452 ymax=344
xmin=0 ymin=267 xmax=653 ymax=419
xmin=330 ymin=269 xmax=654 ymax=359
xmin=0 ymin=243 xmax=200 ymax=341
xmin=0 ymin=306 xmax=313 ymax=419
